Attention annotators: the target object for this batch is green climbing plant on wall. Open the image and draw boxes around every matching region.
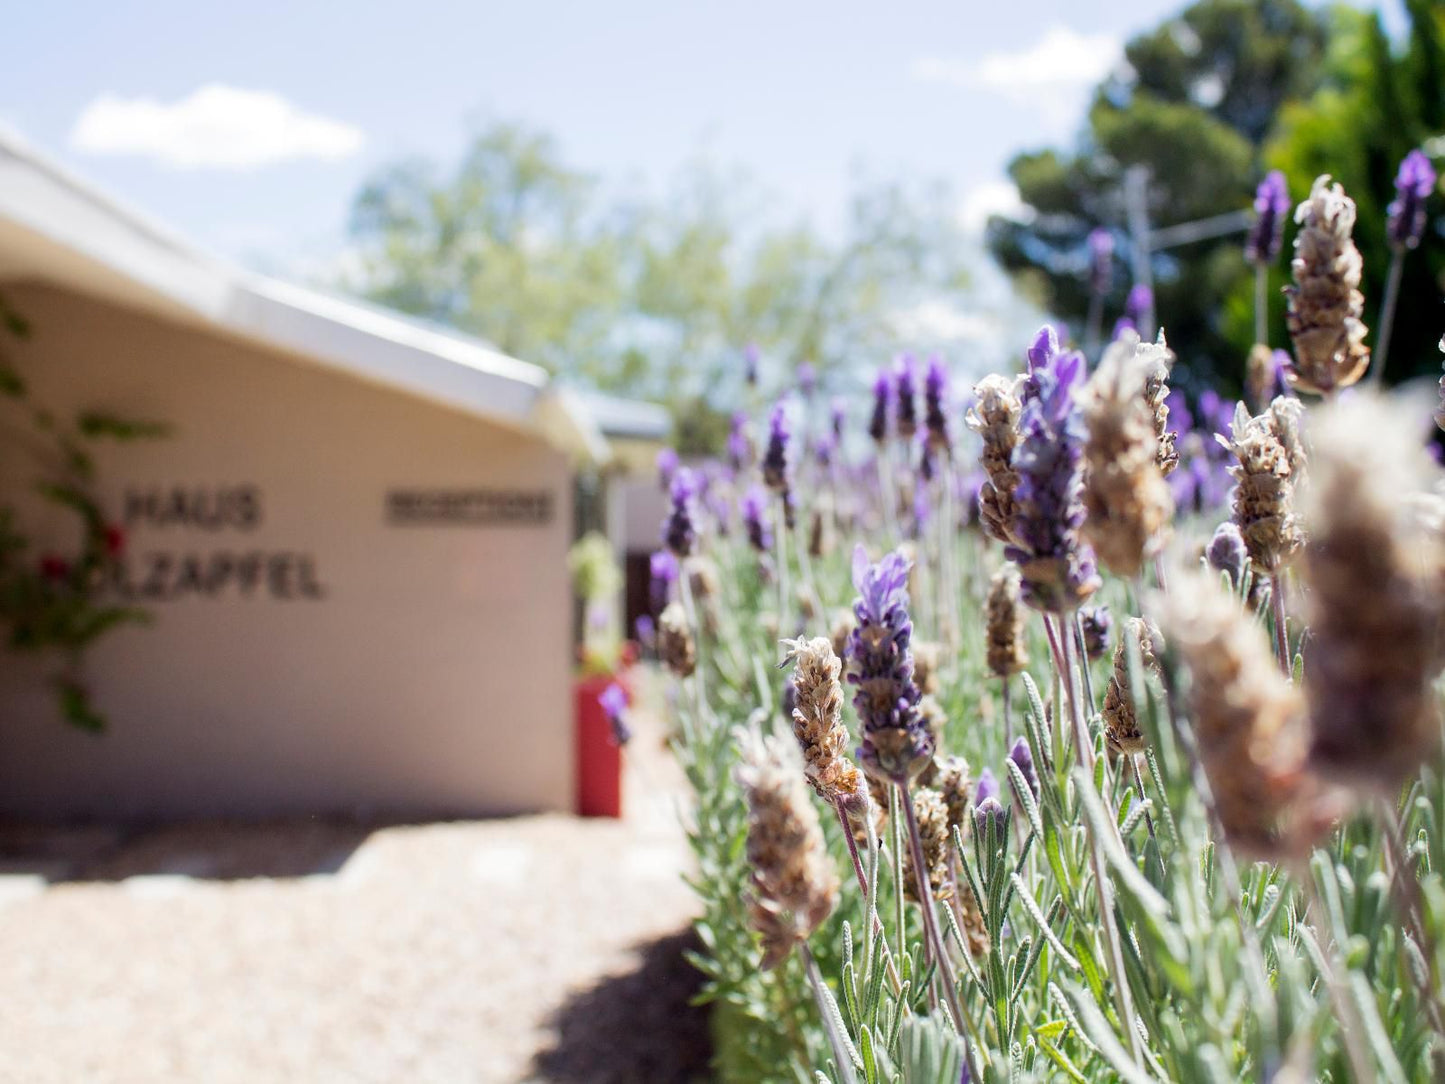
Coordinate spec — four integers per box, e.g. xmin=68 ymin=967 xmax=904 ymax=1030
xmin=0 ymin=293 xmax=168 ymax=731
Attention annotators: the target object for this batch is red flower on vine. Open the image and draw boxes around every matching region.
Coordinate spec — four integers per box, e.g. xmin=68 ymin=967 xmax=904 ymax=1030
xmin=39 ymin=555 xmax=70 ymax=582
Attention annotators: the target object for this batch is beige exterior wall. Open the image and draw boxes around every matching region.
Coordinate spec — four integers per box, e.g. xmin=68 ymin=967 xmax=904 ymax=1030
xmin=0 ymin=283 xmax=574 ymax=821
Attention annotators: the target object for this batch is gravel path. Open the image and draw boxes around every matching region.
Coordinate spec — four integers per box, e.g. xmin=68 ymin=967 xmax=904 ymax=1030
xmin=0 ymin=684 xmax=707 ymax=1083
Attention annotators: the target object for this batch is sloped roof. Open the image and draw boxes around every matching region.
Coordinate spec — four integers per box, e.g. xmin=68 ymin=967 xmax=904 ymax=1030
xmin=0 ymin=125 xmax=636 ymax=466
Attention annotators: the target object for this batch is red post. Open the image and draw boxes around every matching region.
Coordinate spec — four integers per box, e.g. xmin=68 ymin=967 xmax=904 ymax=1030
xmin=574 ymin=673 xmax=624 ymax=818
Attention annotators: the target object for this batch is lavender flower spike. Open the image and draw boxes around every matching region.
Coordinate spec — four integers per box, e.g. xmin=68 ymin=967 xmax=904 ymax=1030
xmin=1087 ymin=228 xmax=1114 ymax=295
xmin=662 ymin=469 xmax=698 ymax=557
xmin=1387 ymin=149 xmax=1436 ymax=252
xmin=974 ymin=766 xmax=1000 ymax=806
xmin=924 ymin=354 xmax=950 ymax=453
xmin=743 ymin=342 xmax=760 ymax=387
xmin=740 ymin=484 xmax=772 ymax=553
xmin=1245 ymin=171 xmax=1290 ymax=265
xmin=1006 ymin=346 xmax=1102 ymax=613
xmin=599 ymin=682 xmax=632 ymax=745
xmin=762 ymin=403 xmax=790 ymax=494
xmin=655 ymin=446 xmax=679 ymax=492
xmin=845 ymin=544 xmax=934 ymax=783
xmin=798 ymin=362 xmax=818 ymax=398
xmin=1008 ymin=737 xmax=1039 ymax=799
xmin=894 ymin=355 xmax=919 ymax=440
xmin=1124 ymin=283 xmax=1152 ymax=328
xmin=868 ymin=368 xmax=893 ymax=444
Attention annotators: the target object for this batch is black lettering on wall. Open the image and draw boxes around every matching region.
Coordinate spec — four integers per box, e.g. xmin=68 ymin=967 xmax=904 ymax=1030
xmin=385 ymin=488 xmax=554 ymax=526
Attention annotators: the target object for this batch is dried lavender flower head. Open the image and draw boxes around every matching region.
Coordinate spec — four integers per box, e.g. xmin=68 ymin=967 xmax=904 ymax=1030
xmin=662 ymin=467 xmax=699 ymax=557
xmin=1300 ymin=392 xmax=1444 ymax=793
xmin=762 ymin=403 xmax=791 ymax=494
xmin=1007 ymin=344 xmax=1102 ymax=613
xmin=1285 ymin=175 xmax=1370 ymax=394
xmin=845 ymin=544 xmax=934 ymax=783
xmin=967 ymin=374 xmax=1024 ymax=546
xmin=1245 ymin=170 xmax=1290 ymax=265
xmin=1102 ymin=615 xmax=1163 ymax=757
xmin=985 ymin=562 xmax=1029 ymax=678
xmin=781 ymin=636 xmax=864 ymax=807
xmin=1219 ymin=398 xmax=1306 ymax=574
xmin=658 ymin=600 xmax=696 ymax=678
xmin=1159 ymin=570 xmax=1317 ymax=859
xmin=1080 ymin=604 xmax=1112 ymax=660
xmin=1080 ymin=331 xmax=1175 ymax=577
xmin=1437 ymin=334 xmax=1445 ymax=434
xmin=1386 ymin=149 xmax=1436 ymax=252
xmin=737 ymin=732 xmax=839 ymax=969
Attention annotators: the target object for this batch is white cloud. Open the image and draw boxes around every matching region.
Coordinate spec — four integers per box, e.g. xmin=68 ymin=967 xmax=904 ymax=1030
xmin=958 ymin=180 xmax=1032 ymax=233
xmin=912 ymin=25 xmax=1121 ymax=126
xmin=69 ymin=85 xmax=363 ymax=169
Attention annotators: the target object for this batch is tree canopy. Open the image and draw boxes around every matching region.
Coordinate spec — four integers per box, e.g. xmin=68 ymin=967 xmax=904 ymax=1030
xmin=987 ymin=0 xmax=1330 ymax=392
xmin=344 ymin=123 xmax=979 ymax=450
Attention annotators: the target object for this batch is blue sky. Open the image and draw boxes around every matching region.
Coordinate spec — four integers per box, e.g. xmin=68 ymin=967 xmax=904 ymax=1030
xmin=1 ymin=0 xmax=1406 ymax=279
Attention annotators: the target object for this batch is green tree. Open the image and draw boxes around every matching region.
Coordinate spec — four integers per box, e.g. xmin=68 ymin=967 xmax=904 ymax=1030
xmin=345 ymin=124 xmax=977 ymax=451
xmin=1260 ymin=0 xmax=1445 ymax=387
xmin=987 ymin=0 xmax=1328 ymax=392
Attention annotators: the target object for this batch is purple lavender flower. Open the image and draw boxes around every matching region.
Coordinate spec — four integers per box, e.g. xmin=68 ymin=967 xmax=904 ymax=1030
xmin=1023 ymin=325 xmax=1061 ymax=403
xmin=845 ymin=545 xmax=934 ymax=783
xmin=1124 ymin=283 xmax=1152 ymax=327
xmin=975 ymin=766 xmax=1005 ymax=831
xmin=1005 ymin=346 xmax=1101 ymax=613
xmin=635 ymin=614 xmax=655 ymax=645
xmin=1206 ymin=520 xmax=1248 ymax=588
xmin=912 ymin=478 xmax=931 ymax=537
xmin=975 ymin=766 xmax=1000 ymax=807
xmin=975 ymin=795 xmax=1007 ymax=833
xmin=599 ymin=682 xmax=632 ymax=746
xmin=727 ymin=410 xmax=751 ymax=472
xmin=798 ymin=362 xmax=817 ymax=398
xmin=1165 ymin=389 xmax=1194 ymax=435
xmin=762 ymin=403 xmax=790 ymax=493
xmin=814 ymin=432 xmax=836 ymax=470
xmin=894 ymin=355 xmax=919 ymax=440
xmin=662 ymin=468 xmax=698 ymax=557
xmin=1080 ymin=604 xmax=1112 ymax=660
xmin=830 ymin=398 xmax=846 ymax=440
xmin=868 ymin=368 xmax=892 ymax=444
xmin=924 ymin=355 xmax=950 ymax=452
xmin=649 ymin=550 xmax=678 ymax=612
xmin=1387 ymin=149 xmax=1436 ymax=251
xmin=1008 ymin=737 xmax=1039 ymax=799
xmin=744 ymin=342 xmax=760 ymax=387
xmin=1245 ymin=171 xmax=1290 ymax=265
xmin=656 ymin=447 xmax=679 ymax=492
xmin=1111 ymin=316 xmax=1137 ymax=341
xmin=1087 ymin=228 xmax=1114 ymax=295
xmin=740 ymin=484 xmax=772 ymax=553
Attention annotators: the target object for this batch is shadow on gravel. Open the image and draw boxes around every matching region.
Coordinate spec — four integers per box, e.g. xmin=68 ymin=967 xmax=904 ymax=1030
xmin=0 ymin=818 xmax=376 ymax=883
xmin=531 ymin=926 xmax=712 ymax=1083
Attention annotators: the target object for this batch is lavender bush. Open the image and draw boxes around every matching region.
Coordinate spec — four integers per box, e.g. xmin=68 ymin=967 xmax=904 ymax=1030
xmin=654 ymin=172 xmax=1445 ymax=1084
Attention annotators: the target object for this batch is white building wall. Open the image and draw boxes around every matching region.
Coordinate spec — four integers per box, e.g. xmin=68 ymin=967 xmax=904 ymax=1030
xmin=0 ymin=283 xmax=574 ymax=820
